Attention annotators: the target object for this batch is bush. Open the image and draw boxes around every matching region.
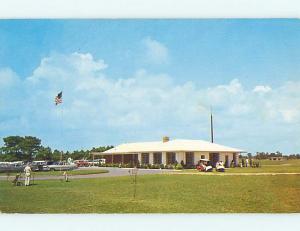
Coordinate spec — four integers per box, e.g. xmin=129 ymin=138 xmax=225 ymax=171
xmin=184 ymin=164 xmax=195 ymax=169
xmin=155 ymin=164 xmax=161 ymax=169
xmin=166 ymin=164 xmax=175 ymax=169
xmin=136 ymin=160 xmax=140 ymax=168
xmin=180 ymin=160 xmax=185 ymax=167
xmin=175 ymin=163 xmax=183 ymax=170
xmin=139 ymin=164 xmax=146 ymax=169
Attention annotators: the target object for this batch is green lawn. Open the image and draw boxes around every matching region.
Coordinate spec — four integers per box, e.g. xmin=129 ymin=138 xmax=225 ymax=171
xmin=182 ymin=159 xmax=300 ymax=173
xmin=0 ymin=169 xmax=109 ymax=177
xmin=0 ymin=174 xmax=299 ymax=213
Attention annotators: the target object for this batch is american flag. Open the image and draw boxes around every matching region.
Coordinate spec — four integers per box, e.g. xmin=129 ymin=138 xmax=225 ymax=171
xmin=55 ymin=91 xmax=63 ymax=105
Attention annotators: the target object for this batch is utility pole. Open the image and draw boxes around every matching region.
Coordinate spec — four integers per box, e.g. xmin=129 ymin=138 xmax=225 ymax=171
xmin=60 ymin=151 xmax=63 ymax=172
xmin=210 ymin=106 xmax=214 ymax=143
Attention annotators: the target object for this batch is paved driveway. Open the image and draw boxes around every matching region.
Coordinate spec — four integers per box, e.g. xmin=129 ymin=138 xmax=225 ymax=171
xmin=2 ymin=167 xmax=297 ymax=181
xmin=0 ymin=167 xmax=175 ymax=181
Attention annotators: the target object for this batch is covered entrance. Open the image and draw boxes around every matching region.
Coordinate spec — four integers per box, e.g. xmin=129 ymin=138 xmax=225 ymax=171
xmin=123 ymin=154 xmax=138 ymax=164
xmin=209 ymin=153 xmax=220 ymax=168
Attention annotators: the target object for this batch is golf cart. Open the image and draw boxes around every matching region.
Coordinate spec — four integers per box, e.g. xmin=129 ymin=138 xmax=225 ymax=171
xmin=216 ymin=161 xmax=225 ymax=172
xmin=196 ymin=159 xmax=213 ymax=172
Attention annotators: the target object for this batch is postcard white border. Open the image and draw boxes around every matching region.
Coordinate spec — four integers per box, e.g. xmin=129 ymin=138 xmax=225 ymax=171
xmin=0 ymin=0 xmax=300 ymax=230
xmin=0 ymin=0 xmax=299 ymax=18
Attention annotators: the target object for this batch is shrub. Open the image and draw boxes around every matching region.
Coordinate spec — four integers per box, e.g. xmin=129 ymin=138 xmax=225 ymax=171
xmin=139 ymin=164 xmax=149 ymax=169
xmin=151 ymin=164 xmax=161 ymax=169
xmin=166 ymin=164 xmax=175 ymax=169
xmin=136 ymin=160 xmax=140 ymax=168
xmin=175 ymin=163 xmax=183 ymax=170
xmin=180 ymin=160 xmax=185 ymax=168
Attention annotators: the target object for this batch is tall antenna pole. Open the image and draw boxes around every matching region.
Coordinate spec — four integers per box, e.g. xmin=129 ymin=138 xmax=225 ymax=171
xmin=210 ymin=106 xmax=214 ymax=143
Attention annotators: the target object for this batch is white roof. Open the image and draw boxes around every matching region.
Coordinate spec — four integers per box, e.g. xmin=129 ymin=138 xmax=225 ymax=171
xmin=102 ymin=139 xmax=243 ymax=154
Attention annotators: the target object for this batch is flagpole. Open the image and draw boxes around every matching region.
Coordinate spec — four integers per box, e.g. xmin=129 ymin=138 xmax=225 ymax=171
xmin=55 ymin=91 xmax=63 ymax=172
xmin=61 ymin=92 xmax=64 ymax=172
xmin=60 ymin=106 xmax=63 ymax=171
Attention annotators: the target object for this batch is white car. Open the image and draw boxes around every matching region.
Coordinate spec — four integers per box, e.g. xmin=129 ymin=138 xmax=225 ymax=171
xmin=47 ymin=163 xmax=78 ymax=171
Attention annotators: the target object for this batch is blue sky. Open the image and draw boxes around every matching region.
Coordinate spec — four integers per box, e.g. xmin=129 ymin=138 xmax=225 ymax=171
xmin=0 ymin=19 xmax=300 ymax=153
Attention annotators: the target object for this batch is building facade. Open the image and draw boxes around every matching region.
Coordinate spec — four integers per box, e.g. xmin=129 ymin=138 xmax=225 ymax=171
xmin=93 ymin=137 xmax=243 ymax=168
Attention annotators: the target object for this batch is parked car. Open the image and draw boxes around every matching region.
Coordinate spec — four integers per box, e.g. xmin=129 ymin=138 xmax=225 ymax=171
xmin=100 ymin=158 xmax=106 ymax=165
xmin=74 ymin=160 xmax=90 ymax=167
xmin=47 ymin=162 xmax=78 ymax=171
xmin=87 ymin=159 xmax=104 ymax=166
xmin=0 ymin=162 xmax=24 ymax=173
xmin=31 ymin=161 xmax=49 ymax=171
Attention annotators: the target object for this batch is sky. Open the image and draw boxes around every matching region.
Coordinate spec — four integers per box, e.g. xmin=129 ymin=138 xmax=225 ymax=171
xmin=0 ymin=19 xmax=300 ymax=153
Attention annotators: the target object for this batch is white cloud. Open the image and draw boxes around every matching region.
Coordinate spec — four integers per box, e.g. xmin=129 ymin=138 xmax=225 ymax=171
xmin=0 ymin=68 xmax=23 ymax=119
xmin=1 ymin=52 xmax=300 ymax=153
xmin=0 ymin=68 xmax=20 ymax=89
xmin=143 ymin=37 xmax=169 ymax=64
xmin=253 ymin=85 xmax=272 ymax=93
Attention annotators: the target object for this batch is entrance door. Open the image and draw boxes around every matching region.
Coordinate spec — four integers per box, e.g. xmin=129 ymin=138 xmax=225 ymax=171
xmin=209 ymin=153 xmax=219 ymax=168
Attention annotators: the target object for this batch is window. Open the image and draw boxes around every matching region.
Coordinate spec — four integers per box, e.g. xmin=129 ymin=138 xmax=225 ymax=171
xmin=166 ymin=152 xmax=176 ymax=164
xmin=201 ymin=155 xmax=205 ymax=159
xmin=141 ymin=153 xmax=149 ymax=164
xmin=153 ymin=152 xmax=162 ymax=164
xmin=186 ymin=152 xmax=194 ymax=166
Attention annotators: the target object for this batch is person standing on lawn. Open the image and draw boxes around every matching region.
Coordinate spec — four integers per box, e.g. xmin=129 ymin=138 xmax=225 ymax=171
xmin=24 ymin=164 xmax=32 ymax=186
xmin=63 ymin=171 xmax=69 ymax=182
xmin=246 ymin=158 xmax=249 ymax=167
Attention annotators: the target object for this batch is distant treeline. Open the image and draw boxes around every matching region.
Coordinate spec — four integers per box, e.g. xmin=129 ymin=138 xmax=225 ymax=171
xmin=1 ymin=135 xmax=299 ymax=162
xmin=0 ymin=136 xmax=113 ymax=162
xmin=240 ymin=151 xmax=300 ymax=160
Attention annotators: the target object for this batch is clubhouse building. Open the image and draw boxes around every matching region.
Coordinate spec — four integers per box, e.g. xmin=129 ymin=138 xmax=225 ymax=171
xmin=93 ymin=137 xmax=243 ymax=168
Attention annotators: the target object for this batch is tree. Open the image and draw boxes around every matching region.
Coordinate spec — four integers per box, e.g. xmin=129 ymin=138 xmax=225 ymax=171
xmin=35 ymin=147 xmax=52 ymax=160
xmin=91 ymin=146 xmax=114 ymax=152
xmin=52 ymin=149 xmax=62 ymax=161
xmin=21 ymin=136 xmax=41 ymax=161
xmin=2 ymin=136 xmax=24 ymax=161
xmin=1 ymin=136 xmax=41 ymax=161
xmin=247 ymin=153 xmax=252 ymax=158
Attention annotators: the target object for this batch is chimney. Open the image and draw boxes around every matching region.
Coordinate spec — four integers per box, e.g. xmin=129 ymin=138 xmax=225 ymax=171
xmin=162 ymin=136 xmax=170 ymax=142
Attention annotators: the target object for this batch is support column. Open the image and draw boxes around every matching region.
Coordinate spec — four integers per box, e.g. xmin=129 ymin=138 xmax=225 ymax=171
xmin=138 ymin=153 xmax=142 ymax=164
xmin=176 ymin=152 xmax=184 ymax=164
xmin=162 ymin=152 xmax=166 ymax=165
xmin=149 ymin=153 xmax=154 ymax=164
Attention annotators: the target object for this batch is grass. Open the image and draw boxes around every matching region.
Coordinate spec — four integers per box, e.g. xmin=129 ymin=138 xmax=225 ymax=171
xmin=182 ymin=159 xmax=300 ymax=173
xmin=0 ymin=174 xmax=299 ymax=213
xmin=0 ymin=169 xmax=109 ymax=177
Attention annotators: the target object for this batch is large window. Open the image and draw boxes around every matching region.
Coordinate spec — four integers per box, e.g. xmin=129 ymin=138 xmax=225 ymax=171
xmin=209 ymin=153 xmax=220 ymax=168
xmin=153 ymin=152 xmax=162 ymax=164
xmin=141 ymin=153 xmax=149 ymax=164
xmin=166 ymin=152 xmax=176 ymax=164
xmin=185 ymin=152 xmax=194 ymax=166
